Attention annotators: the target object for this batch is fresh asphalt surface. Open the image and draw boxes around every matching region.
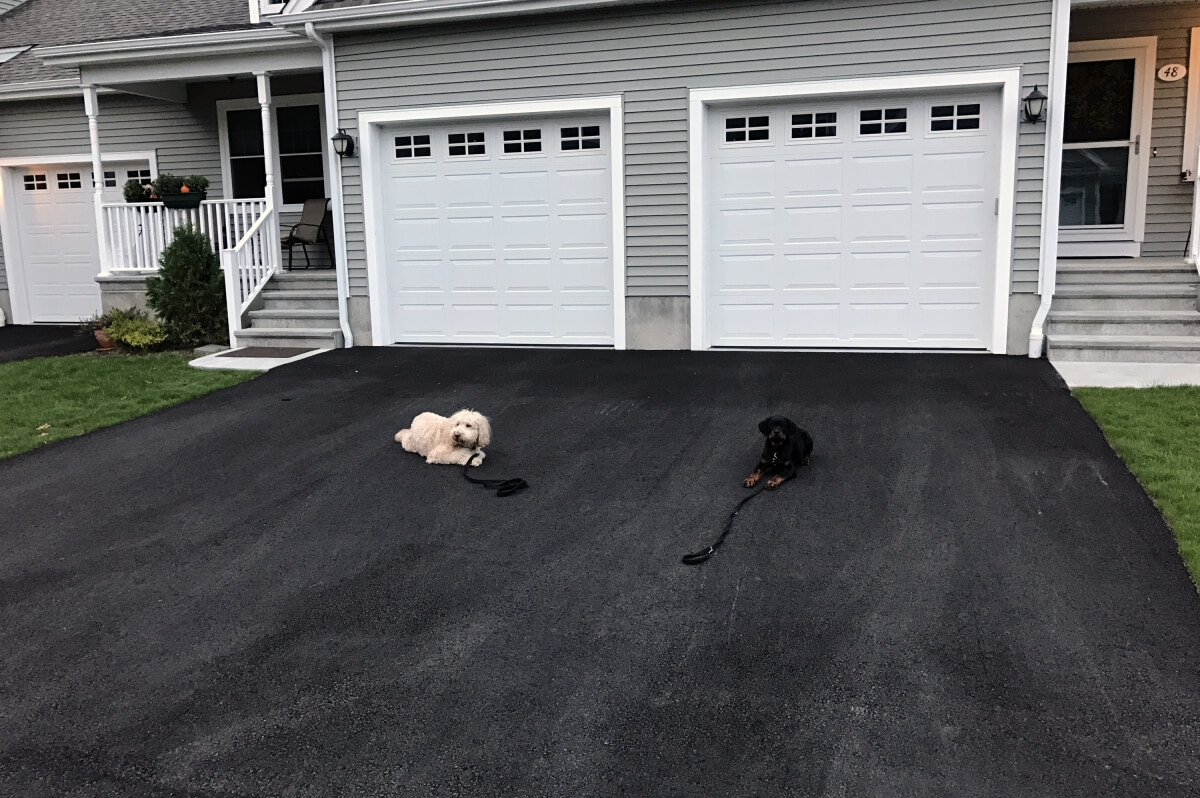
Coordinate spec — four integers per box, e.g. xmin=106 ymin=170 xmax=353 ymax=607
xmin=2 ymin=348 xmax=1198 ymax=797
xmin=0 ymin=324 xmax=94 ymax=364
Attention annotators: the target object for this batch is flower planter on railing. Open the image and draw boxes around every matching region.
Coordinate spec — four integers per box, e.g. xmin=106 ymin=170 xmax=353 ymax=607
xmin=159 ymin=191 xmax=207 ymax=210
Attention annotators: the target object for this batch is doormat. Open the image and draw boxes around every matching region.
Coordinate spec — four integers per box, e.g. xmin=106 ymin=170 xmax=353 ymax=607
xmin=217 ymin=347 xmax=316 ymax=359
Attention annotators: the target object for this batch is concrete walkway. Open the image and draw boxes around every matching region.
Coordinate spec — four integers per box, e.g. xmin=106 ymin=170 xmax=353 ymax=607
xmin=1 ymin=349 xmax=1198 ymax=796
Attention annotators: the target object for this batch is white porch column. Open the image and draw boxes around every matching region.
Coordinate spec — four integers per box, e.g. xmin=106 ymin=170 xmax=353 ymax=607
xmin=255 ymin=72 xmax=277 ymax=209
xmin=83 ymin=85 xmax=107 ymax=272
xmin=1190 ymin=134 xmax=1200 ymax=265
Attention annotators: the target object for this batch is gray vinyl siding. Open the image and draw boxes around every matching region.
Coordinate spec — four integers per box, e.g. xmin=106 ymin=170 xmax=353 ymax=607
xmin=1071 ymin=6 xmax=1200 ymax=259
xmin=332 ymin=0 xmax=1053 ymax=298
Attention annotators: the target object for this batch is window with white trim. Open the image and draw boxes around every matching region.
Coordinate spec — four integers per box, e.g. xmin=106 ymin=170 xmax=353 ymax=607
xmin=561 ymin=125 xmax=601 ymax=151
xmin=448 ymin=132 xmax=485 ymax=156
xmin=725 ymin=115 xmax=770 ymax=143
xmin=23 ymin=174 xmax=47 ymax=191
xmin=395 ymin=134 xmax=432 ymax=158
xmin=56 ymin=172 xmax=83 ymax=189
xmin=223 ymin=102 xmax=328 ymax=205
xmin=103 ymin=171 xmax=118 ymax=188
xmin=503 ymin=129 xmax=542 ymax=154
xmin=930 ymin=103 xmax=982 ymax=132
xmin=791 ymin=112 xmax=837 ymax=140
xmin=860 ymin=108 xmax=908 ymax=135
xmin=127 ymin=168 xmax=152 ymax=185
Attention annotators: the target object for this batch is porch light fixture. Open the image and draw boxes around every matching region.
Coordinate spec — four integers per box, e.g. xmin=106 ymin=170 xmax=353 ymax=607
xmin=1022 ymin=85 xmax=1047 ymax=124
xmin=331 ymin=128 xmax=356 ymax=158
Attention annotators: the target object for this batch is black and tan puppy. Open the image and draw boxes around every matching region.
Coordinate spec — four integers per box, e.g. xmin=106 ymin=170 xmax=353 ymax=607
xmin=743 ymin=415 xmax=814 ymax=490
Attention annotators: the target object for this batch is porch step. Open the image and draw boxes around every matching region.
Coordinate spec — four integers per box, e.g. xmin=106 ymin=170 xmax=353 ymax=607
xmin=1056 ymin=258 xmax=1196 ymax=285
xmin=235 ymin=326 xmax=344 ymax=350
xmin=268 ymin=271 xmax=338 ymax=290
xmin=1047 ymin=334 xmax=1200 ymax=363
xmin=248 ymin=308 xmax=341 ymax=329
xmin=1051 ymin=284 xmax=1198 ymax=312
xmin=1047 ymin=310 xmax=1200 ymax=337
xmin=259 ymin=289 xmax=339 ymax=310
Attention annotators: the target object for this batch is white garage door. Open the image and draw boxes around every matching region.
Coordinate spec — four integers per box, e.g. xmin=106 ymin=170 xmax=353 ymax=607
xmin=706 ymin=91 xmax=1001 ymax=349
xmin=380 ymin=115 xmax=615 ymax=345
xmin=12 ymin=161 xmax=148 ymax=322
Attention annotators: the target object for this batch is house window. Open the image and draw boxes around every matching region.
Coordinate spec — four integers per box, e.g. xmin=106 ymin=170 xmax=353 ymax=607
xmin=103 ymin=171 xmax=118 ymax=188
xmin=503 ymin=129 xmax=542 ymax=154
xmin=561 ymin=125 xmax=601 ymax=150
xmin=448 ymin=132 xmax=485 ymax=156
xmin=860 ymin=108 xmax=908 ymax=135
xmin=395 ymin=134 xmax=432 ymax=158
xmin=57 ymin=172 xmax=83 ymax=189
xmin=127 ymin=169 xmax=152 ymax=184
xmin=791 ymin=112 xmax=837 ymax=140
xmin=23 ymin=174 xmax=47 ymax=191
xmin=725 ymin=116 xmax=770 ymax=143
xmin=930 ymin=103 xmax=982 ymax=132
xmin=224 ymin=103 xmax=328 ymax=205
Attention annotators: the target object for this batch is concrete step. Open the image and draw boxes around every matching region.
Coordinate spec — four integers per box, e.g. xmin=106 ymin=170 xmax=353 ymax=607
xmin=269 ymin=271 xmax=338 ymax=290
xmin=1048 ymin=334 xmax=1200 ymax=363
xmin=235 ymin=326 xmax=344 ymax=349
xmin=1055 ymin=264 xmax=1196 ymax=285
xmin=1052 ymin=284 xmax=1198 ymax=311
xmin=248 ymin=308 xmax=341 ymax=329
xmin=259 ymin=289 xmax=339 ymax=310
xmin=1047 ymin=310 xmax=1200 ymax=336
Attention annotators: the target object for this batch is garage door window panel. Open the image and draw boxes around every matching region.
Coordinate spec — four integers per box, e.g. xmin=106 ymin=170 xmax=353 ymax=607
xmin=448 ymin=131 xmax=486 ymax=157
xmin=395 ymin=134 xmax=432 ymax=159
xmin=24 ymin=174 xmax=47 ymax=191
xmin=791 ymin=112 xmax=839 ymax=141
xmin=503 ymin=129 xmax=543 ymax=155
xmin=859 ymin=107 xmax=909 ymax=137
xmin=724 ymin=115 xmax=771 ymax=145
xmin=561 ymin=125 xmax=602 ymax=152
xmin=929 ymin=103 xmax=983 ymax=134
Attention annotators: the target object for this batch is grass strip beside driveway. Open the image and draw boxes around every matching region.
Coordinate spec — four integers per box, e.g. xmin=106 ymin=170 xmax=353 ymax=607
xmin=1075 ymin=386 xmax=1200 ymax=588
xmin=0 ymin=353 xmax=256 ymax=460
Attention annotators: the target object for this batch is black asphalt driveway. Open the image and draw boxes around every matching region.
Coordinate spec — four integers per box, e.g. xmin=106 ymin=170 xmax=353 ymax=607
xmin=0 ymin=324 xmax=94 ymax=364
xmin=2 ymin=349 xmax=1198 ymax=797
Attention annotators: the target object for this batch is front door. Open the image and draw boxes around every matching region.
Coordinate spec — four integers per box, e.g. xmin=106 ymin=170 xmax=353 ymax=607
xmin=1059 ymin=37 xmax=1156 ymax=255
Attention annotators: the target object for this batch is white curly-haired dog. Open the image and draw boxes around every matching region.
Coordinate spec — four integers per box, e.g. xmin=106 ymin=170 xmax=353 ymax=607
xmin=395 ymin=409 xmax=491 ymax=466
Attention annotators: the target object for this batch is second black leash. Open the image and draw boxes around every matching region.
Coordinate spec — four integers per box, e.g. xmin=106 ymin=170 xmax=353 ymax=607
xmin=681 ymin=481 xmax=772 ymax=565
xmin=463 ymin=454 xmax=529 ymax=497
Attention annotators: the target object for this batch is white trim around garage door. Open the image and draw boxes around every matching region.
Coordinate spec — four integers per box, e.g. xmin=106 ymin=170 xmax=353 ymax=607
xmin=359 ymin=95 xmax=626 ymax=348
xmin=688 ymin=69 xmax=1022 ymax=354
xmin=0 ymin=150 xmax=158 ymax=325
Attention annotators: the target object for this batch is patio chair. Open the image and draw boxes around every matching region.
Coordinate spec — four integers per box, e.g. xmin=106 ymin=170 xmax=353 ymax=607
xmin=281 ymin=198 xmax=334 ymax=269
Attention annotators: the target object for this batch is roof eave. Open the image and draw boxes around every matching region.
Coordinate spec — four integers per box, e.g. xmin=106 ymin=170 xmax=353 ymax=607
xmin=271 ymin=0 xmax=660 ymax=33
xmin=36 ymin=27 xmax=314 ymax=69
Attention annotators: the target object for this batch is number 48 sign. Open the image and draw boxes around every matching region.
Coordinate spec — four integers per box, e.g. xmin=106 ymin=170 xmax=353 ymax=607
xmin=1159 ymin=64 xmax=1187 ymax=82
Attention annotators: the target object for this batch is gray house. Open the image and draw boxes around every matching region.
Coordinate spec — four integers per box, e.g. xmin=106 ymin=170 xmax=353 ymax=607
xmin=2 ymin=0 xmax=1199 ymax=364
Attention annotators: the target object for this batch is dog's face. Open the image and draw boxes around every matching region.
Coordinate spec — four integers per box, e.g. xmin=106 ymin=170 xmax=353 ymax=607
xmin=758 ymin=415 xmax=797 ymax=448
xmin=449 ymin=409 xmax=491 ymax=449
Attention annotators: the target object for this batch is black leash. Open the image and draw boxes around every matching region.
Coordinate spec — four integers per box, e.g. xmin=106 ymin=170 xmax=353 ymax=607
xmin=463 ymin=454 xmax=528 ymax=497
xmin=681 ymin=480 xmax=772 ymax=565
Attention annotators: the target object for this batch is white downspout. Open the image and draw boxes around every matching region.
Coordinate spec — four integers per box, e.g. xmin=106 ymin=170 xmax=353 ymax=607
xmin=305 ymin=21 xmax=354 ymax=348
xmin=1029 ymin=0 xmax=1072 ymax=358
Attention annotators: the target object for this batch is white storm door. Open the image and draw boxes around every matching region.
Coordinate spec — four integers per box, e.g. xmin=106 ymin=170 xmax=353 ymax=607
xmin=381 ymin=117 xmax=614 ymax=345
xmin=1059 ymin=38 xmax=1156 ymax=248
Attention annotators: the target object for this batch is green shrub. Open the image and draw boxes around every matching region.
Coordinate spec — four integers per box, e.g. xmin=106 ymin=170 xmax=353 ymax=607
xmin=182 ymin=175 xmax=210 ymax=193
xmin=103 ymin=308 xmax=168 ymax=352
xmin=151 ymin=173 xmax=185 ymax=196
xmin=123 ymin=179 xmax=151 ymax=201
xmin=145 ymin=225 xmax=228 ymax=347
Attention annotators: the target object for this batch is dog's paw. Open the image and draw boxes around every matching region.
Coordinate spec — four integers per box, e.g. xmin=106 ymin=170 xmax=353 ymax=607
xmin=765 ymin=476 xmax=784 ymax=490
xmin=743 ymin=476 xmax=759 ymax=488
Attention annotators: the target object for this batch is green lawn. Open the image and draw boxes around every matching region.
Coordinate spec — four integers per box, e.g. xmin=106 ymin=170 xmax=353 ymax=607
xmin=0 ymin=353 xmax=257 ymax=460
xmin=1075 ymin=386 xmax=1200 ymax=588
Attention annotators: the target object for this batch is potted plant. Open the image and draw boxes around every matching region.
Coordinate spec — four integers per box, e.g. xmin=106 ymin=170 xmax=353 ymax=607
xmin=122 ymin=179 xmax=153 ymax=203
xmin=154 ymin=173 xmax=209 ymax=209
xmin=76 ymin=310 xmax=116 ymax=352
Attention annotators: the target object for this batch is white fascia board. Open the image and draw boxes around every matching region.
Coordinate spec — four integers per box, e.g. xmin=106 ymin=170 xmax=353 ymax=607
xmin=272 ymin=0 xmax=668 ymax=32
xmin=36 ymin=28 xmax=314 ymax=69
xmin=0 ymin=78 xmax=91 ymax=101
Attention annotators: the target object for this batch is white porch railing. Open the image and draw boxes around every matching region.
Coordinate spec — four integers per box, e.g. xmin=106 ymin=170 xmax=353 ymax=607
xmin=100 ymin=199 xmax=269 ymax=272
xmin=220 ymin=204 xmax=280 ymax=346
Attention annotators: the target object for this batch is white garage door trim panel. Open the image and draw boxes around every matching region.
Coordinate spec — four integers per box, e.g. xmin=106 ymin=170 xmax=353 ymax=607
xmin=360 ymin=96 xmax=626 ymax=348
xmin=0 ymin=150 xmax=158 ymax=325
xmin=689 ymin=70 xmax=1021 ymax=353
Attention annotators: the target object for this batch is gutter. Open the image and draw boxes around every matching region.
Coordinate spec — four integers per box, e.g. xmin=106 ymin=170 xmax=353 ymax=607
xmin=1029 ymin=0 xmax=1072 ymax=358
xmin=0 ymin=78 xmax=90 ymax=100
xmin=274 ymin=0 xmax=664 ymax=32
xmin=37 ymin=28 xmax=312 ymax=69
xmin=304 ymin=22 xmax=354 ymax=348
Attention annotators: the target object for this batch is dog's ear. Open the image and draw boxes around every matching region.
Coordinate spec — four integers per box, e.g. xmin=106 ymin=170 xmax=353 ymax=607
xmin=758 ymin=417 xmax=771 ymax=435
xmin=476 ymin=414 xmax=492 ymax=448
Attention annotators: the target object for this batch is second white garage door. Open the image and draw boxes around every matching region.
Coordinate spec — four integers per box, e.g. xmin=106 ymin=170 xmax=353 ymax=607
xmin=380 ymin=115 xmax=615 ymax=345
xmin=706 ymin=91 xmax=1002 ymax=349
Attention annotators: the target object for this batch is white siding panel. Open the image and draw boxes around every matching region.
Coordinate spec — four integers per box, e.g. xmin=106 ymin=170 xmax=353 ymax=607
xmin=334 ymin=0 xmax=1052 ymax=299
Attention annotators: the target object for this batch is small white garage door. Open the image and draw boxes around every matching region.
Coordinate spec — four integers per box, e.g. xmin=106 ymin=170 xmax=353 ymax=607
xmin=380 ymin=115 xmax=614 ymax=345
xmin=706 ymin=91 xmax=1001 ymax=349
xmin=11 ymin=161 xmax=148 ymax=322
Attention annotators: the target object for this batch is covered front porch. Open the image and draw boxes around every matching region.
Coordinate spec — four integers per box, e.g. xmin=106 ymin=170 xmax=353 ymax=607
xmin=37 ymin=27 xmax=350 ymax=348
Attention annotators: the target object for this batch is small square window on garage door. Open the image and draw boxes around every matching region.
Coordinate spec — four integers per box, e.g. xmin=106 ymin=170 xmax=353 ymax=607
xmin=395 ymin=134 xmax=432 ymax=159
xmin=561 ymin=125 xmax=601 ymax=152
xmin=858 ymin=107 xmax=909 ymax=137
xmin=929 ymin=103 xmax=983 ymax=134
xmin=448 ymin=131 xmax=486 ymax=157
xmin=724 ymin=115 xmax=771 ymax=144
